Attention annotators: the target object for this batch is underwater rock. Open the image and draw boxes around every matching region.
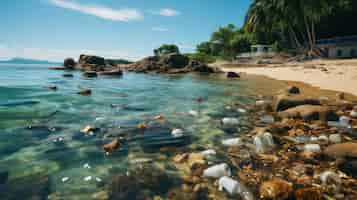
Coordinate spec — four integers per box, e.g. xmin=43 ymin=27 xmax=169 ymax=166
xmin=274 ymin=94 xmax=321 ymax=112
xmin=83 ymin=71 xmax=98 ymax=78
xmin=77 ymin=88 xmax=92 ymax=96
xmin=278 ymin=105 xmax=338 ymax=121
xmin=324 ymin=142 xmax=357 ymax=159
xmin=103 ymin=138 xmax=125 ymax=154
xmin=62 ymin=73 xmax=74 ymax=78
xmin=92 ymin=190 xmax=109 ymax=200
xmin=137 ymin=122 xmax=148 ymax=130
xmin=98 ymin=69 xmax=123 ymax=76
xmin=226 ymin=71 xmax=240 ymax=78
xmin=0 ymin=170 xmax=8 ymax=184
xmin=45 ymin=85 xmax=58 ymax=91
xmin=304 ymin=144 xmax=321 ymax=154
xmin=285 ymin=86 xmax=300 ymax=94
xmin=173 ymin=153 xmax=189 ymax=163
xmin=320 ymin=171 xmax=341 ymax=192
xmin=259 ymin=178 xmax=293 ymax=200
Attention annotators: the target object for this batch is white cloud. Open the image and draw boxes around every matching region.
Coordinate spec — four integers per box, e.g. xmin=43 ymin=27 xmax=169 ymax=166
xmin=158 ymin=8 xmax=180 ymax=16
xmin=50 ymin=0 xmax=143 ymax=22
xmin=0 ymin=46 xmax=145 ymax=62
xmin=151 ymin=27 xmax=169 ymax=32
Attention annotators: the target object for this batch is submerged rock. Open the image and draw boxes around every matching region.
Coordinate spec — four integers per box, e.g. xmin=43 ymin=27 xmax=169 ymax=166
xmin=103 ymin=138 xmax=125 ymax=154
xmin=98 ymin=69 xmax=123 ymax=76
xmin=274 ymin=95 xmax=321 ymax=112
xmin=83 ymin=71 xmax=98 ymax=78
xmin=64 ymin=57 xmax=76 ymax=69
xmin=285 ymin=86 xmax=300 ymax=95
xmin=62 ymin=73 xmax=74 ymax=78
xmin=226 ymin=71 xmax=240 ymax=78
xmin=77 ymin=89 xmax=92 ymax=96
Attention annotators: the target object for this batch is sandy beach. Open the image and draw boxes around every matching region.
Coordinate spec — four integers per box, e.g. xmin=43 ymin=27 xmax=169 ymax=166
xmin=219 ymin=59 xmax=357 ymax=96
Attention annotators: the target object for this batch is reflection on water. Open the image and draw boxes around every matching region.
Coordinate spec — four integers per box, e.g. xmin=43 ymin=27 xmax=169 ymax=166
xmin=0 ymin=64 xmax=286 ymax=199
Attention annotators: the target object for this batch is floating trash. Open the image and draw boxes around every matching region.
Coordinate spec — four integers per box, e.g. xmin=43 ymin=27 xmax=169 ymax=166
xmin=222 ymin=117 xmax=239 ymax=125
xmin=84 ymin=176 xmax=92 ymax=182
xmin=260 ymin=115 xmax=274 ymax=124
xmin=222 ymin=138 xmax=242 ymax=147
xmin=53 ymin=137 xmax=64 ymax=143
xmin=329 ymin=134 xmax=342 ymax=144
xmin=203 ymin=163 xmax=231 ymax=178
xmin=171 ymin=128 xmax=184 ymax=138
xmin=83 ymin=163 xmax=91 ymax=169
xmin=188 ymin=110 xmax=199 ymax=117
xmin=304 ymin=144 xmax=321 ymax=153
xmin=61 ymin=177 xmax=69 ymax=182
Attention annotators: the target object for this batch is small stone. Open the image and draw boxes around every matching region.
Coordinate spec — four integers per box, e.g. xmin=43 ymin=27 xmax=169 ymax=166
xmin=222 ymin=117 xmax=239 ymax=125
xmin=226 ymin=71 xmax=240 ymax=78
xmin=350 ymin=110 xmax=357 ymax=118
xmin=81 ymin=125 xmax=97 ymax=134
xmin=92 ymin=191 xmax=109 ymax=200
xmin=336 ymin=92 xmax=345 ymax=100
xmin=188 ymin=110 xmax=199 ymax=117
xmin=173 ymin=153 xmax=189 ymax=163
xmin=77 ymin=89 xmax=92 ymax=96
xmin=237 ymin=108 xmax=247 ymax=113
xmin=259 ymin=178 xmax=293 ymax=200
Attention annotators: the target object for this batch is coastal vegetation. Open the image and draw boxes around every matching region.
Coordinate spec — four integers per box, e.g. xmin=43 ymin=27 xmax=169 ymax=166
xmin=191 ymin=0 xmax=355 ymax=61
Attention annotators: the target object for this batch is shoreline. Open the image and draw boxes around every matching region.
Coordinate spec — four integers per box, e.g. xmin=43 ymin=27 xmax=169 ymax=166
xmin=218 ymin=59 xmax=357 ymax=97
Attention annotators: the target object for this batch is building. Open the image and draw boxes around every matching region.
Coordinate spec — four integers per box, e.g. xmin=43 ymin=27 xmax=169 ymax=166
xmin=236 ymin=44 xmax=275 ymax=59
xmin=317 ymin=35 xmax=357 ymax=58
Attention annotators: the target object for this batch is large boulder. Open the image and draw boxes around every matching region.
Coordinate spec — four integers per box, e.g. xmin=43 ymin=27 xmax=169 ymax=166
xmin=158 ymin=53 xmax=189 ymax=69
xmin=79 ymin=54 xmax=105 ymax=66
xmin=274 ymin=94 xmax=321 ymax=112
xmin=226 ymin=71 xmax=240 ymax=78
xmin=63 ymin=58 xmax=76 ymax=69
xmin=324 ymin=142 xmax=357 ymax=159
xmin=278 ymin=105 xmax=338 ymax=121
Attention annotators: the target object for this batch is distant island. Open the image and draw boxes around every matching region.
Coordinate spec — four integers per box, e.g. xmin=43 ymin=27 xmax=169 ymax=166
xmin=0 ymin=57 xmax=61 ymax=65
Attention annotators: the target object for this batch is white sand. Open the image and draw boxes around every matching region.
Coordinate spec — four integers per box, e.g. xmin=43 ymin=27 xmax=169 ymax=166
xmin=220 ymin=59 xmax=357 ymax=96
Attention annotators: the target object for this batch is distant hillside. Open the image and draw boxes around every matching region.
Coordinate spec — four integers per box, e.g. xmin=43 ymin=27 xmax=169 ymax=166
xmin=0 ymin=58 xmax=61 ymax=65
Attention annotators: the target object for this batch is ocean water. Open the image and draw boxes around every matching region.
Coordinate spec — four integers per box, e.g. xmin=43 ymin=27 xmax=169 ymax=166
xmin=0 ymin=64 xmax=286 ymax=199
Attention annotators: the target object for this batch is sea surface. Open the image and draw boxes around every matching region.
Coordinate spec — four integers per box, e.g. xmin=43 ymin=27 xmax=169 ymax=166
xmin=0 ymin=63 xmax=287 ymax=199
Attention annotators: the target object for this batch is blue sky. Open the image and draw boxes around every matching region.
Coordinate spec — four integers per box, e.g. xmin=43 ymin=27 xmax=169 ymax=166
xmin=0 ymin=0 xmax=251 ymax=61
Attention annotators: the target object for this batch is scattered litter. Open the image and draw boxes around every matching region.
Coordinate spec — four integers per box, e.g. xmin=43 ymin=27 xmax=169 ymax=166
xmin=260 ymin=115 xmax=274 ymax=124
xmin=203 ymin=163 xmax=231 ymax=178
xmin=171 ymin=128 xmax=184 ymax=137
xmin=237 ymin=108 xmax=247 ymax=113
xmin=222 ymin=117 xmax=239 ymax=125
xmin=188 ymin=110 xmax=199 ymax=117
xmin=200 ymin=149 xmax=216 ymax=159
xmin=350 ymin=110 xmax=357 ymax=118
xmin=254 ymin=132 xmax=275 ymax=153
xmin=304 ymin=144 xmax=321 ymax=153
xmin=53 ymin=137 xmax=64 ymax=143
xmin=84 ymin=176 xmax=92 ymax=182
xmin=218 ymin=176 xmax=253 ymax=200
xmin=222 ymin=138 xmax=242 ymax=147
xmin=339 ymin=116 xmax=351 ymax=127
xmin=83 ymin=163 xmax=91 ymax=169
xmin=61 ymin=177 xmax=69 ymax=182
xmin=320 ymin=171 xmax=341 ymax=192
xmin=95 ymin=177 xmax=102 ymax=182
xmin=329 ymin=134 xmax=342 ymax=144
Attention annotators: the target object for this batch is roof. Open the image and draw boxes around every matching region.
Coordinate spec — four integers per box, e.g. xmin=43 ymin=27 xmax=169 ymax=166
xmin=316 ymin=35 xmax=357 ymax=47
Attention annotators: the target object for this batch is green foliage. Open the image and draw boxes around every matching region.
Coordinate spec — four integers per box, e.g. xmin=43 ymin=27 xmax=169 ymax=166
xmin=187 ymin=53 xmax=216 ymax=64
xmin=272 ymin=41 xmax=283 ymax=52
xmin=105 ymin=59 xmax=132 ymax=66
xmin=154 ymin=44 xmax=180 ymax=56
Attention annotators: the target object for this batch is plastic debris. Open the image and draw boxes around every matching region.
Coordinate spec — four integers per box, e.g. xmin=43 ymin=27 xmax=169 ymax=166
xmin=329 ymin=134 xmax=342 ymax=144
xmin=304 ymin=144 xmax=321 ymax=153
xmin=218 ymin=176 xmax=241 ymax=195
xmin=200 ymin=149 xmax=216 ymax=159
xmin=171 ymin=128 xmax=184 ymax=137
xmin=222 ymin=138 xmax=243 ymax=147
xmin=188 ymin=110 xmax=199 ymax=117
xmin=254 ymin=132 xmax=275 ymax=154
xmin=61 ymin=177 xmax=69 ymax=182
xmin=339 ymin=116 xmax=351 ymax=127
xmin=53 ymin=137 xmax=64 ymax=143
xmin=320 ymin=171 xmax=341 ymax=192
xmin=222 ymin=117 xmax=239 ymax=125
xmin=95 ymin=177 xmax=102 ymax=182
xmin=81 ymin=125 xmax=97 ymax=135
xmin=203 ymin=163 xmax=231 ymax=178
xmin=317 ymin=135 xmax=329 ymax=144
xmin=84 ymin=176 xmax=92 ymax=182
xmin=237 ymin=108 xmax=247 ymax=113
xmin=260 ymin=115 xmax=274 ymax=124
xmin=83 ymin=163 xmax=91 ymax=169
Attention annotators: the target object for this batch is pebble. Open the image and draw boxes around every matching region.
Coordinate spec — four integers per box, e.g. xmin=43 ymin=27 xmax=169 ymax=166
xmin=95 ymin=177 xmax=102 ymax=182
xmin=260 ymin=115 xmax=274 ymax=124
xmin=171 ymin=128 xmax=184 ymax=137
xmin=61 ymin=177 xmax=69 ymax=182
xmin=84 ymin=176 xmax=92 ymax=181
xmin=350 ymin=110 xmax=357 ymax=118
xmin=222 ymin=117 xmax=239 ymax=125
xmin=339 ymin=116 xmax=351 ymax=127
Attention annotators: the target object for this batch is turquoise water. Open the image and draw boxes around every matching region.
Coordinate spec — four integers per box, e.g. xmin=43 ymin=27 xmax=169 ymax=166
xmin=0 ymin=64 xmax=285 ymax=199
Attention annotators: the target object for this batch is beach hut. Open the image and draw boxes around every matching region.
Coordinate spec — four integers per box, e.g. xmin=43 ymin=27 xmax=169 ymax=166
xmin=317 ymin=35 xmax=357 ymax=58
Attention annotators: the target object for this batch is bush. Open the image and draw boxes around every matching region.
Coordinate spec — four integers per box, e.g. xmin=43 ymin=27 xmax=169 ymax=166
xmin=188 ymin=53 xmax=216 ymax=64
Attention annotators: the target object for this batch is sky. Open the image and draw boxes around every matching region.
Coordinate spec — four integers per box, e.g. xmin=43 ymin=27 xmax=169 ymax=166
xmin=0 ymin=0 xmax=251 ymax=62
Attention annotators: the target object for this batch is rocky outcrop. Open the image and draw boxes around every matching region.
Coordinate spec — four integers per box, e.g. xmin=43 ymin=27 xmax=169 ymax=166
xmin=226 ymin=71 xmax=240 ymax=78
xmin=274 ymin=94 xmax=321 ymax=112
xmin=64 ymin=58 xmax=76 ymax=69
xmin=79 ymin=54 xmax=105 ymax=66
xmin=127 ymin=53 xmax=218 ymax=74
xmin=278 ymin=105 xmax=338 ymax=121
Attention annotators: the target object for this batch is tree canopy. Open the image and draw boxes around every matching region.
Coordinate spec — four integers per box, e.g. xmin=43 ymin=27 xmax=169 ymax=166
xmin=154 ymin=44 xmax=180 ymax=56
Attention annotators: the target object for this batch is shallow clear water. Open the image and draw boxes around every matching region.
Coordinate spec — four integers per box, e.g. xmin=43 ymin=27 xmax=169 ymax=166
xmin=0 ymin=64 xmax=286 ymax=199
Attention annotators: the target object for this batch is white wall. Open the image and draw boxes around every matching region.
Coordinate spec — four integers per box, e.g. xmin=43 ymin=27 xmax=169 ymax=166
xmin=328 ymin=46 xmax=357 ymax=58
